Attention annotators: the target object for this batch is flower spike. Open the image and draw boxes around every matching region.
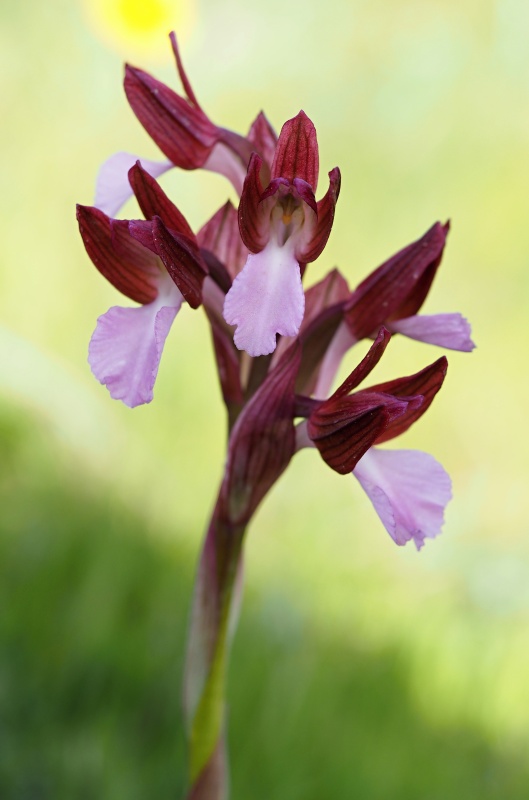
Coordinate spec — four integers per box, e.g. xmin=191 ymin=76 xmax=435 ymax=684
xmin=77 ymin=32 xmax=476 ymax=798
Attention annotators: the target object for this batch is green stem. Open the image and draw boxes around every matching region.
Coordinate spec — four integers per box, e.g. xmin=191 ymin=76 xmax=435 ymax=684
xmin=183 ymin=503 xmax=245 ymax=800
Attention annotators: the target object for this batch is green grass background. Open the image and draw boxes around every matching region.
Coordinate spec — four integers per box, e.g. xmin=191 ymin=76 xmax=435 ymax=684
xmin=1 ymin=0 xmax=529 ymax=796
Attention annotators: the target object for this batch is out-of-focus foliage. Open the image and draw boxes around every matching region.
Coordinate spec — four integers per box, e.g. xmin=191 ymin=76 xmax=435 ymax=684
xmin=2 ymin=407 xmax=529 ymax=799
xmin=1 ymin=0 xmax=528 ymax=795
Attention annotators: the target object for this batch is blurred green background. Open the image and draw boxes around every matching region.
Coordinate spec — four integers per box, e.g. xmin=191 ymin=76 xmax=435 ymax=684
xmin=2 ymin=0 xmax=529 ymax=797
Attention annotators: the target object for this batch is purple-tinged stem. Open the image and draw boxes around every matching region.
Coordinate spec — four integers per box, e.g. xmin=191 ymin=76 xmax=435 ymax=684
xmin=182 ymin=498 xmax=245 ymax=800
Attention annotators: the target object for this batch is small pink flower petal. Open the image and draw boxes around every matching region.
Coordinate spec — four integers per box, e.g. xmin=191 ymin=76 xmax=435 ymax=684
xmin=88 ymin=283 xmax=183 ymax=407
xmin=94 ymin=152 xmax=172 ymax=217
xmin=353 ymin=448 xmax=452 ymax=550
xmin=388 ymin=313 xmax=475 ymax=352
xmin=223 ymin=241 xmax=304 ymax=357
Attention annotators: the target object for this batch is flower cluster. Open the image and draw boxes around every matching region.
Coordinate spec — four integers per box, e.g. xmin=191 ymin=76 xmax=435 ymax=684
xmin=77 ymin=34 xmax=474 ymax=551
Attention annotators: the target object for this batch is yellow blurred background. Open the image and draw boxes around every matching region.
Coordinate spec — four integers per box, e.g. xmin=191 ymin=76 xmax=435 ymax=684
xmin=2 ymin=0 xmax=528 ymax=796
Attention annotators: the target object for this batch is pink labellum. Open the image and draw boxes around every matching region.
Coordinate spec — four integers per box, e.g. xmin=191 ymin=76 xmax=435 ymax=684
xmin=88 ymin=278 xmax=183 ymax=407
xmin=388 ymin=313 xmax=475 ymax=352
xmin=353 ymin=448 xmax=452 ymax=549
xmin=94 ymin=152 xmax=172 ymax=218
xmin=223 ymin=241 xmax=305 ymax=357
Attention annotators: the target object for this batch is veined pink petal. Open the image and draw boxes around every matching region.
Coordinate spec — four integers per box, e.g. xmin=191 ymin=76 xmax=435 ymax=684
xmin=353 ymin=448 xmax=452 ymax=550
xmin=88 ymin=280 xmax=183 ymax=407
xmin=223 ymin=241 xmax=305 ymax=357
xmin=388 ymin=313 xmax=475 ymax=352
xmin=94 ymin=152 xmax=172 ymax=217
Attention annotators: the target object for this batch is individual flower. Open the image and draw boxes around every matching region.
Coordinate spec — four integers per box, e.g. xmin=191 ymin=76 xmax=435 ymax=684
xmin=95 ymin=33 xmax=277 ymax=217
xmin=297 ymin=327 xmax=451 ymax=548
xmin=343 ymin=221 xmax=474 ymax=352
xmin=313 ymin=222 xmax=474 ymax=399
xmin=223 ymin=111 xmax=341 ymax=357
xmin=77 ymin=163 xmax=209 ymax=407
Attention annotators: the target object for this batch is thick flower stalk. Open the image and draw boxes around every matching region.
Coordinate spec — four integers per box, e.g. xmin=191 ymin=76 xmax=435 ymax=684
xmin=77 ymin=33 xmax=474 ymax=800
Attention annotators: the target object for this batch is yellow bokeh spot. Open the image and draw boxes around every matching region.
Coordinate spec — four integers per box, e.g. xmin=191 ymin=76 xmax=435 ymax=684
xmin=83 ymin=0 xmax=194 ymax=61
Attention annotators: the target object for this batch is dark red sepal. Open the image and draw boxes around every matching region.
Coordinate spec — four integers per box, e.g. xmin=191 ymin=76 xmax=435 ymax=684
xmin=370 ymin=356 xmax=448 ymax=443
xmin=219 ymin=343 xmax=301 ymax=525
xmin=124 ymin=65 xmax=218 ymax=169
xmin=198 ymin=201 xmax=248 ymax=279
xmin=76 ymin=204 xmax=159 ymax=304
xmin=304 ymin=268 xmax=350 ymax=327
xmin=205 ymin=307 xmax=243 ymax=413
xmin=169 ymin=31 xmax=201 ymax=109
xmin=128 ymin=219 xmax=157 ymax=254
xmin=331 ymin=327 xmax=392 ymax=399
xmin=271 ymin=111 xmax=319 ymax=190
xmin=297 ymin=167 xmax=341 ymax=262
xmin=308 ymin=400 xmax=390 ymax=475
xmin=128 ymin=161 xmax=195 ymax=237
xmin=344 ymin=222 xmax=449 ymax=340
xmin=238 ymin=153 xmax=270 ymax=252
xmin=151 ymin=216 xmax=207 ymax=309
xmin=296 ymin=303 xmax=345 ymax=395
xmin=247 ymin=111 xmax=277 ymax=175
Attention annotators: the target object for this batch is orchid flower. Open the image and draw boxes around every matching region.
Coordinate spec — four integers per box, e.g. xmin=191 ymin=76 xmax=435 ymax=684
xmin=314 ymin=221 xmax=475 ymax=398
xmin=223 ymin=111 xmax=341 ymax=357
xmin=297 ymin=328 xmax=452 ymax=549
xmin=95 ymin=33 xmax=276 ymax=217
xmin=77 ymin=162 xmax=209 ymax=407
